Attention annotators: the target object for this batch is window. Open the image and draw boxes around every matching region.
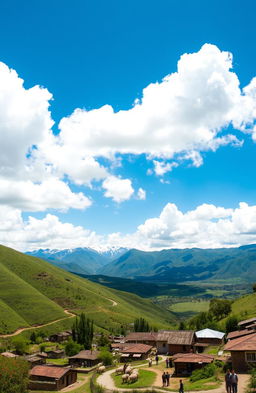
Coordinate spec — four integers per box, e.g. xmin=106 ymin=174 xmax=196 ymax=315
xmin=246 ymin=352 xmax=256 ymax=362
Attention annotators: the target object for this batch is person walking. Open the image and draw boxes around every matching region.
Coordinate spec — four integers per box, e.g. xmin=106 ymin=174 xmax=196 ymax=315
xmin=225 ymin=369 xmax=232 ymax=393
xmin=166 ymin=371 xmax=170 ymax=386
xmin=179 ymin=379 xmax=184 ymax=393
xmin=166 ymin=357 xmax=169 ymax=368
xmin=231 ymin=370 xmax=238 ymax=393
xmin=162 ymin=372 xmax=166 ymax=387
xmin=148 ymin=358 xmax=152 ymax=367
xmin=155 ymin=354 xmax=159 ymax=365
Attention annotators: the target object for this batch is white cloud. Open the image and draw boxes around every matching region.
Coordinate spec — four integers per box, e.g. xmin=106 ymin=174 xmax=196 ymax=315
xmin=3 ymin=202 xmax=256 ymax=252
xmin=153 ymin=160 xmax=178 ymax=176
xmin=0 ymin=178 xmax=91 ymax=211
xmin=137 ymin=188 xmax=146 ymax=200
xmin=58 ymin=44 xmax=256 ymax=166
xmin=102 ymin=176 xmax=134 ymax=202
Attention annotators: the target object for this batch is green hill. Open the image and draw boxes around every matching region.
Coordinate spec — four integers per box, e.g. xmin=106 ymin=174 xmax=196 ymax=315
xmin=0 ymin=245 xmax=174 ymax=335
xmin=231 ymin=291 xmax=256 ymax=319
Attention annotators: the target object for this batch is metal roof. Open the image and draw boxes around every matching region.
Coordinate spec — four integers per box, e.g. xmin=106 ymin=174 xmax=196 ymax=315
xmin=196 ymin=328 xmax=225 ymax=339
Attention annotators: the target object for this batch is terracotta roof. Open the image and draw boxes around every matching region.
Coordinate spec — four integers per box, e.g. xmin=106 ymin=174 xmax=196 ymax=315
xmin=227 ymin=329 xmax=256 ymax=340
xmin=30 ymin=366 xmax=70 ymax=379
xmin=69 ymin=350 xmax=100 ymax=360
xmin=157 ymin=330 xmax=195 ymax=345
xmin=125 ymin=332 xmax=158 ymax=342
xmin=172 ymin=353 xmax=214 ymax=364
xmin=225 ymin=332 xmax=256 ymax=351
xmin=238 ymin=317 xmax=256 ymax=326
xmin=121 ymin=343 xmax=153 ymax=354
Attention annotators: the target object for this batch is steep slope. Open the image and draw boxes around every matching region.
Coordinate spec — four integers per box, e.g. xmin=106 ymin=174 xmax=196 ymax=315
xmin=101 ymin=245 xmax=256 ymax=283
xmin=0 ymin=245 xmax=174 ymax=334
xmin=231 ymin=291 xmax=256 ymax=319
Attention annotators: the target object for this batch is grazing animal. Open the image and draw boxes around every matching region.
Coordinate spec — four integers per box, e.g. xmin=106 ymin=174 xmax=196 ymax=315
xmin=122 ymin=373 xmax=129 ymax=383
xmin=128 ymin=373 xmax=138 ymax=383
xmin=115 ymin=366 xmax=123 ymax=375
xmin=125 ymin=366 xmax=132 ymax=374
xmin=97 ymin=365 xmax=106 ymax=374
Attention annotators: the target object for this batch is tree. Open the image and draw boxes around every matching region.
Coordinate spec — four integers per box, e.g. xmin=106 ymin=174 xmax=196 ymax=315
xmin=253 ymin=283 xmax=256 ymax=293
xmin=72 ymin=313 xmax=94 ymax=349
xmin=97 ymin=332 xmax=110 ymax=348
xmin=0 ymin=357 xmax=29 ymax=393
xmin=65 ymin=340 xmax=82 ymax=356
xmin=209 ymin=299 xmax=232 ymax=321
xmin=98 ymin=349 xmax=113 ymax=366
xmin=30 ymin=331 xmax=36 ymax=343
xmin=134 ymin=318 xmax=151 ymax=332
xmin=12 ymin=337 xmax=29 ymax=355
xmin=225 ymin=315 xmax=238 ymax=333
xmin=179 ymin=321 xmax=185 ymax=330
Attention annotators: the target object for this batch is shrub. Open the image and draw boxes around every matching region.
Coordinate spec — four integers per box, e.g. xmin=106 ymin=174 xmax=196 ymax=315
xmin=0 ymin=357 xmax=29 ymax=393
xmin=98 ymin=349 xmax=113 ymax=366
xmin=190 ymin=363 xmax=217 ymax=382
xmin=65 ymin=340 xmax=82 ymax=357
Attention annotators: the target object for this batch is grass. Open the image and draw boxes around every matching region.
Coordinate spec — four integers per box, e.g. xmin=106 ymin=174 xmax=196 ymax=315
xmin=111 ymin=369 xmax=157 ymax=389
xmin=0 ymin=244 xmax=174 ymax=337
xmin=169 ymin=300 xmax=209 ymax=319
xmin=46 ymin=357 xmax=68 ymax=365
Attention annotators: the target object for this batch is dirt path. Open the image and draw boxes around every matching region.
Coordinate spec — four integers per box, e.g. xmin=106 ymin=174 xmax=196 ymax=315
xmin=106 ymin=297 xmax=118 ymax=306
xmin=97 ymin=362 xmax=250 ymax=393
xmin=0 ymin=309 xmax=76 ymax=338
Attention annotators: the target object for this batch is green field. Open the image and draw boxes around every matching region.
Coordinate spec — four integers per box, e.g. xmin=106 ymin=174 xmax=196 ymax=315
xmin=0 ymin=245 xmax=175 ymax=335
xmin=111 ymin=369 xmax=156 ymax=389
xmin=169 ymin=300 xmax=209 ymax=318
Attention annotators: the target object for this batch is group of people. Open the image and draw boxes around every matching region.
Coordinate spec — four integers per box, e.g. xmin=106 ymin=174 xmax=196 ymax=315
xmin=162 ymin=371 xmax=171 ymax=387
xmin=148 ymin=354 xmax=159 ymax=367
xmin=225 ymin=369 xmax=238 ymax=393
xmin=165 ymin=357 xmax=172 ymax=368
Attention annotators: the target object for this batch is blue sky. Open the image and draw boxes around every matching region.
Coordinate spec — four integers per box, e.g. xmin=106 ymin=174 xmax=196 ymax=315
xmin=1 ymin=0 xmax=256 ymax=251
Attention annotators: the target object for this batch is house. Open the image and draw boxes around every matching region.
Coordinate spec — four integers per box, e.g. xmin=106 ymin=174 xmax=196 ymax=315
xmin=238 ymin=317 xmax=256 ymax=330
xmin=49 ymin=331 xmax=72 ymax=343
xmin=120 ymin=343 xmax=153 ymax=362
xmin=156 ymin=330 xmax=195 ymax=354
xmin=29 ymin=366 xmax=77 ymax=391
xmin=124 ymin=332 xmax=157 ymax=346
xmin=195 ymin=328 xmax=225 ymax=346
xmin=227 ymin=329 xmax=256 ymax=341
xmin=1 ymin=351 xmax=18 ymax=358
xmin=172 ymin=353 xmax=214 ymax=376
xmin=45 ymin=349 xmax=65 ymax=359
xmin=68 ymin=350 xmax=100 ymax=368
xmin=25 ymin=354 xmax=46 ymax=368
xmin=224 ymin=332 xmax=256 ymax=372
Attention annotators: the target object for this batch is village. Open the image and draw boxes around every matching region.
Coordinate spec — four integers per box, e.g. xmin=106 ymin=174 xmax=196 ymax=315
xmin=1 ymin=315 xmax=256 ymax=393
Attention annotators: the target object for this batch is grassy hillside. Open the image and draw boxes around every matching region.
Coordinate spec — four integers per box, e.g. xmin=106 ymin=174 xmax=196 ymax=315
xmin=231 ymin=291 xmax=256 ymax=319
xmin=101 ymin=245 xmax=256 ymax=284
xmin=0 ymin=245 xmax=174 ymax=335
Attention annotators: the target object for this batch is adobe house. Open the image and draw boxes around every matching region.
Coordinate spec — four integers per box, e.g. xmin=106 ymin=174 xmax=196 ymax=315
xmin=172 ymin=353 xmax=214 ymax=376
xmin=238 ymin=317 xmax=256 ymax=331
xmin=227 ymin=329 xmax=256 ymax=341
xmin=224 ymin=332 xmax=256 ymax=372
xmin=69 ymin=350 xmax=100 ymax=367
xmin=119 ymin=343 xmax=153 ymax=362
xmin=195 ymin=328 xmax=225 ymax=346
xmin=29 ymin=366 xmax=77 ymax=391
xmin=49 ymin=331 xmax=72 ymax=343
xmin=156 ymin=330 xmax=195 ymax=354
xmin=25 ymin=354 xmax=46 ymax=368
xmin=45 ymin=349 xmax=65 ymax=359
xmin=124 ymin=332 xmax=158 ymax=346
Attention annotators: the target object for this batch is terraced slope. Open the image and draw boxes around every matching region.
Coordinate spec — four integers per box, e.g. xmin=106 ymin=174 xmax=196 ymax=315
xmin=0 ymin=245 xmax=174 ymax=334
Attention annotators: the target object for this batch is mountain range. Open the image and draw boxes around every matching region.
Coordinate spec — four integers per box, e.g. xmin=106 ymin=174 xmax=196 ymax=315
xmin=28 ymin=244 xmax=256 ymax=284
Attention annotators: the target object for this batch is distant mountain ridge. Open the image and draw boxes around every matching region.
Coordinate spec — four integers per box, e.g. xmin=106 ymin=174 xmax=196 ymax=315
xmin=100 ymin=244 xmax=256 ymax=283
xmin=26 ymin=247 xmax=128 ymax=275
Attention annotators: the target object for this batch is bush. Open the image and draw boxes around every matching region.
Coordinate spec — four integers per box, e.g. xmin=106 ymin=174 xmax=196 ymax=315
xmin=98 ymin=349 xmax=113 ymax=366
xmin=65 ymin=340 xmax=82 ymax=357
xmin=190 ymin=363 xmax=217 ymax=382
xmin=0 ymin=357 xmax=29 ymax=393
xmin=12 ymin=337 xmax=29 ymax=355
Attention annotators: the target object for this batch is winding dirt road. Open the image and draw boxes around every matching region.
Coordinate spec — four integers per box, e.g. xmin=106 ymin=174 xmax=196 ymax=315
xmin=0 ymin=309 xmax=76 ymax=338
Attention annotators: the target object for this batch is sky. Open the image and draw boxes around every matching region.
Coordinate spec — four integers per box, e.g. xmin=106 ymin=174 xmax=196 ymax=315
xmin=1 ymin=0 xmax=256 ymax=251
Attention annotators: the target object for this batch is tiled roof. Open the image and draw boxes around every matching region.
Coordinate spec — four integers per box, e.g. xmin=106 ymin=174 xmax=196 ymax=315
xmin=157 ymin=330 xmax=195 ymax=345
xmin=238 ymin=317 xmax=256 ymax=326
xmin=1 ymin=351 xmax=17 ymax=358
xmin=30 ymin=366 xmax=70 ymax=379
xmin=225 ymin=332 xmax=256 ymax=351
xmin=125 ymin=332 xmax=158 ymax=341
xmin=227 ymin=329 xmax=255 ymax=340
xmin=172 ymin=353 xmax=214 ymax=364
xmin=121 ymin=343 xmax=153 ymax=354
xmin=69 ymin=350 xmax=100 ymax=360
